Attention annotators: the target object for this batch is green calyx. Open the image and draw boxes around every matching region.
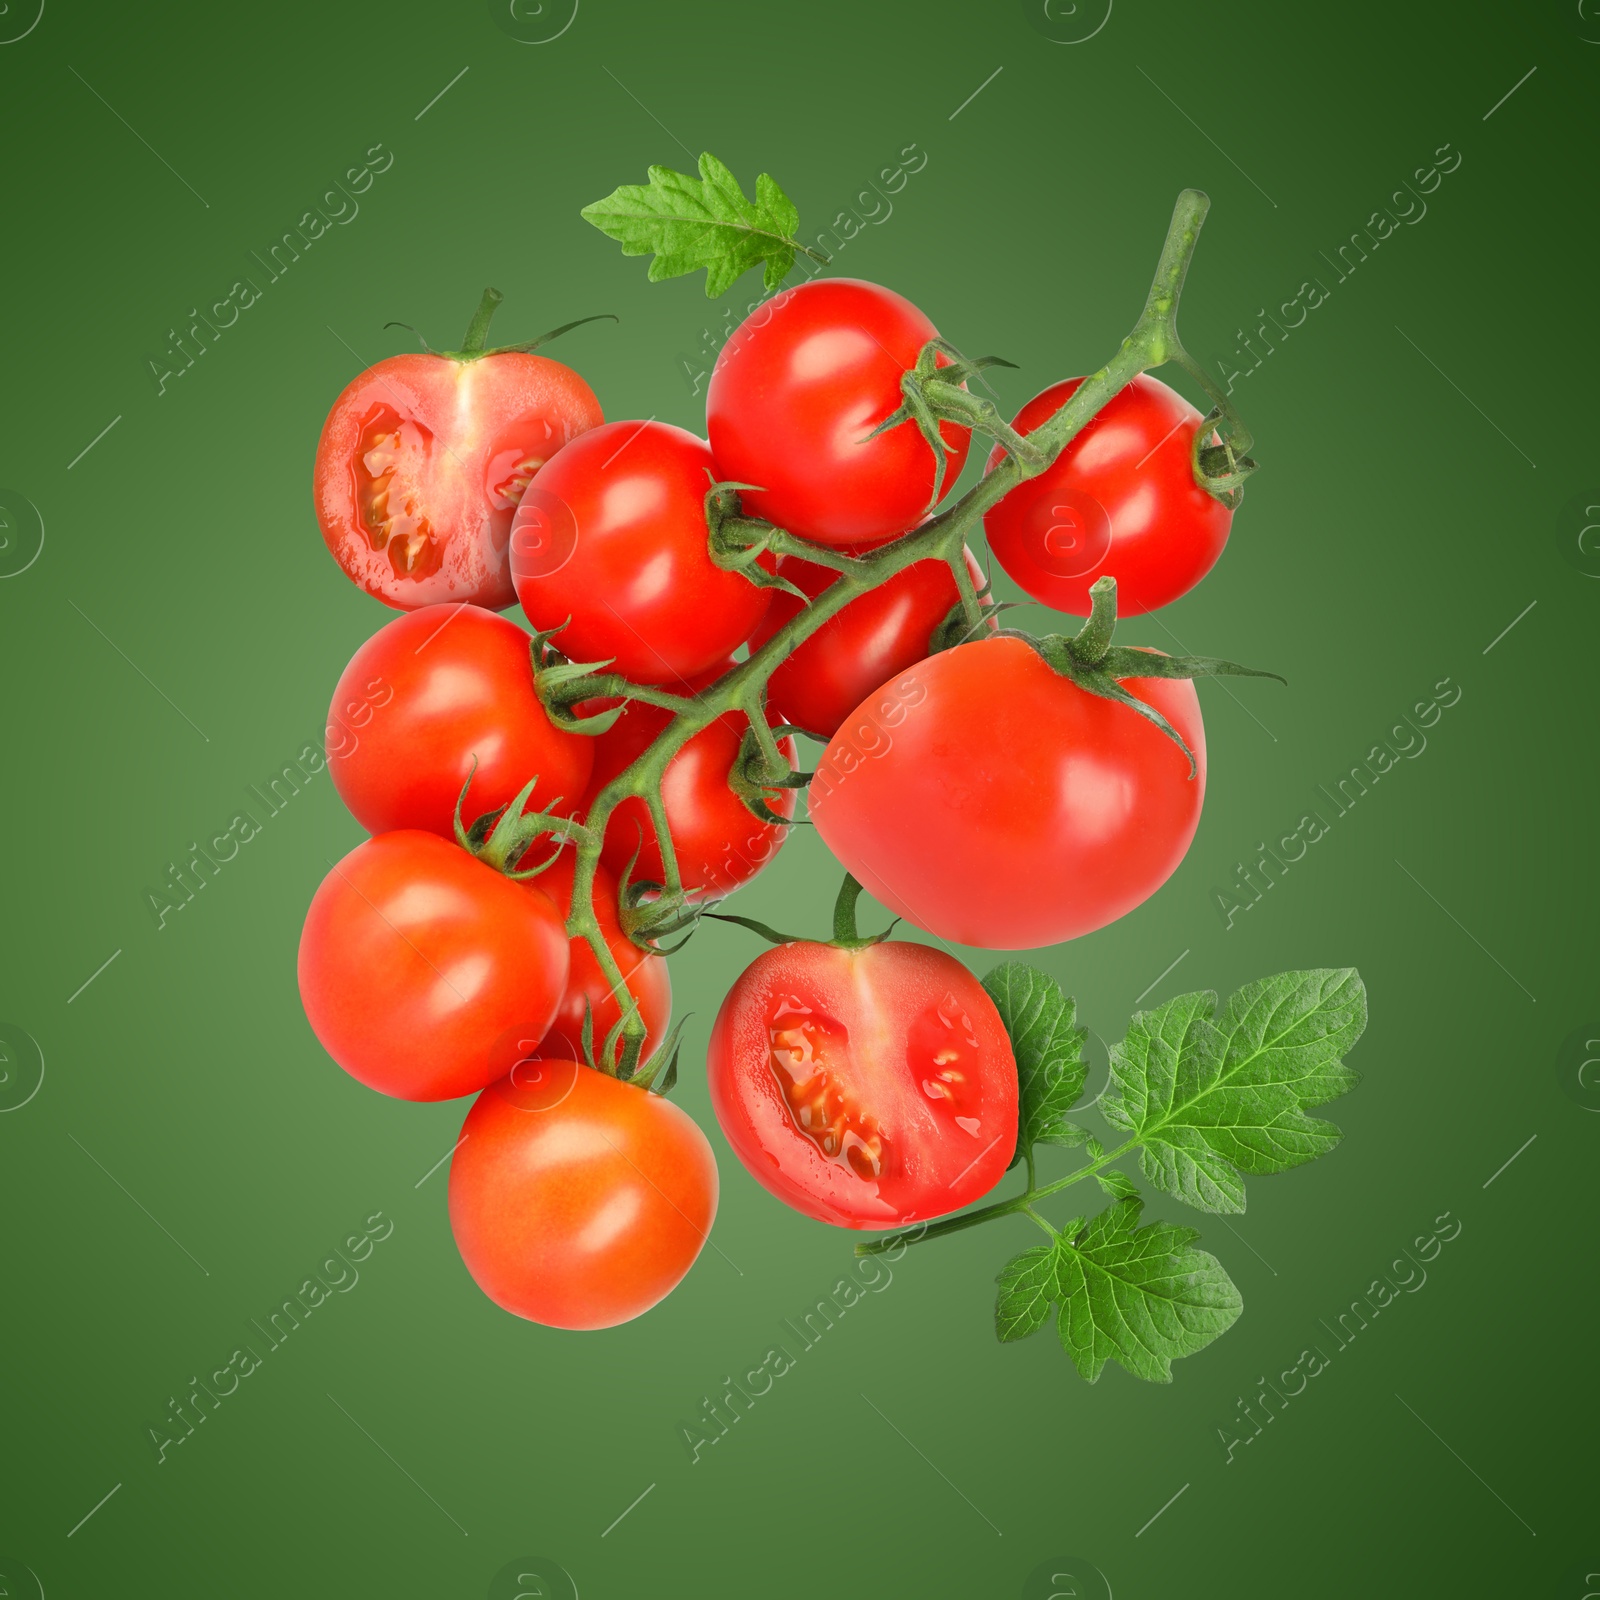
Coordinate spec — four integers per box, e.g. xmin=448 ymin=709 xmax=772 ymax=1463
xmin=704 ymin=871 xmax=896 ymax=952
xmin=1024 ymin=576 xmax=1284 ymax=777
xmin=386 ymin=286 xmax=618 ymax=363
xmin=451 ymin=766 xmax=592 ymax=878
xmin=867 ymin=339 xmax=1026 ymax=510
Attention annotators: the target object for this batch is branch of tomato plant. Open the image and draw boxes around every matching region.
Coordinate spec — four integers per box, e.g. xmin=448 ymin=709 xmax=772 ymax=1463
xmin=853 ymin=1136 xmax=1145 ymax=1257
xmin=537 ymin=187 xmax=1241 ymax=1083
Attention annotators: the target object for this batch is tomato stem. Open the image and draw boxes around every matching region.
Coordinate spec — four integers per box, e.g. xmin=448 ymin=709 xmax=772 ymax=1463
xmin=460 ymin=287 xmax=504 ymax=356
xmin=852 ymin=1137 xmax=1144 ymax=1257
xmin=833 ymin=873 xmax=865 ymax=944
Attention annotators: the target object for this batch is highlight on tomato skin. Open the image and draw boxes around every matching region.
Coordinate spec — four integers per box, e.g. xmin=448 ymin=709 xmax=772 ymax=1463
xmin=326 ymin=603 xmax=594 ymax=841
xmin=983 ymin=374 xmax=1232 ymax=617
xmin=706 ymin=940 xmax=1018 ymax=1229
xmin=313 ymin=350 xmax=604 ymax=612
xmin=807 ymin=638 xmax=1206 ymax=951
xmin=448 ymin=1061 xmax=719 ymax=1330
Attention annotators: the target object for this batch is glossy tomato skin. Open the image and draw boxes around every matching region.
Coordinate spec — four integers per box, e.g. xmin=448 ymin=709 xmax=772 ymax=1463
xmin=808 ymin=637 xmax=1206 ymax=949
xmin=706 ymin=279 xmax=970 ymax=548
xmin=983 ymin=375 xmax=1231 ymax=617
xmin=748 ymin=545 xmax=987 ymax=738
xmin=297 ymin=831 xmax=569 ymax=1101
xmin=587 ymin=695 xmax=796 ymax=899
xmin=512 ymin=420 xmax=771 ymax=684
xmin=315 ymin=351 xmax=603 ymax=611
xmin=449 ymin=1063 xmax=718 ymax=1329
xmin=327 ymin=604 xmax=593 ymax=838
xmin=707 ymin=940 xmax=1016 ymax=1228
xmin=532 ymin=854 xmax=671 ymax=1062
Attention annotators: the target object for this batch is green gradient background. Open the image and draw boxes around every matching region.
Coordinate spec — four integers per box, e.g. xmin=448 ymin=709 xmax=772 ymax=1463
xmin=2 ymin=2 xmax=1595 ymax=1595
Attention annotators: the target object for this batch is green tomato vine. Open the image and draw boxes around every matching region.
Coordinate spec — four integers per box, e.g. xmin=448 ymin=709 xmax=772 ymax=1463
xmin=501 ymin=172 xmax=1263 ymax=1087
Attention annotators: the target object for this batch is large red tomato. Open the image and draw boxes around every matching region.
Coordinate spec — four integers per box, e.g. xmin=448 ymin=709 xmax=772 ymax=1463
xmin=808 ymin=637 xmax=1205 ymax=949
xmin=512 ymin=420 xmax=771 ymax=684
xmin=314 ymin=316 xmax=603 ymax=610
xmin=326 ymin=604 xmax=593 ymax=838
xmin=983 ymin=375 xmax=1231 ymax=616
xmin=748 ymin=545 xmax=987 ymax=737
xmin=533 ymin=854 xmax=671 ymax=1063
xmin=587 ymin=695 xmax=796 ymax=898
xmin=297 ymin=831 xmax=569 ymax=1100
xmin=706 ymin=279 xmax=970 ymax=547
xmin=449 ymin=1063 xmax=718 ymax=1329
xmin=707 ymin=940 xmax=1017 ymax=1228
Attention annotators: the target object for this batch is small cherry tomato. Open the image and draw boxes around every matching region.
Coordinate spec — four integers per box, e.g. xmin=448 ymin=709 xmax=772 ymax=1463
xmin=532 ymin=853 xmax=672 ymax=1063
xmin=586 ymin=693 xmax=796 ymax=899
xmin=297 ymin=831 xmax=569 ymax=1100
xmin=983 ymin=375 xmax=1231 ymax=616
xmin=706 ymin=278 xmax=970 ymax=547
xmin=748 ymin=545 xmax=988 ymax=737
xmin=314 ymin=304 xmax=604 ymax=610
xmin=449 ymin=1062 xmax=719 ymax=1329
xmin=326 ymin=604 xmax=593 ymax=838
xmin=808 ymin=637 xmax=1205 ymax=949
xmin=513 ymin=420 xmax=772 ymax=684
xmin=707 ymin=939 xmax=1017 ymax=1228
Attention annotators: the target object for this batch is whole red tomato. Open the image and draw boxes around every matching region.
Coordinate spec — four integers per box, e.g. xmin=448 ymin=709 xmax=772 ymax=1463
xmin=326 ymin=603 xmax=593 ymax=838
xmin=512 ymin=420 xmax=771 ymax=684
xmin=808 ymin=637 xmax=1205 ymax=949
xmin=707 ymin=939 xmax=1016 ymax=1228
xmin=706 ymin=279 xmax=970 ymax=547
xmin=533 ymin=853 xmax=671 ymax=1063
xmin=314 ymin=299 xmax=603 ymax=610
xmin=298 ymin=831 xmax=569 ymax=1100
xmin=587 ymin=694 xmax=796 ymax=898
xmin=983 ymin=375 xmax=1231 ymax=616
xmin=449 ymin=1062 xmax=719 ymax=1329
xmin=748 ymin=545 xmax=987 ymax=738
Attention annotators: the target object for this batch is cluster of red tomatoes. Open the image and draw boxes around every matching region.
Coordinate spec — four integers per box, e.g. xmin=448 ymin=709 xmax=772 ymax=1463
xmin=298 ymin=277 xmax=1234 ymax=1330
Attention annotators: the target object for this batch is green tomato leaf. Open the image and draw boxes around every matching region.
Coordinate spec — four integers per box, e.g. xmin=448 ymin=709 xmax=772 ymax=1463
xmin=581 ymin=154 xmax=816 ymax=298
xmin=1099 ymin=969 xmax=1366 ymax=1215
xmin=1096 ymin=1168 xmax=1140 ymax=1201
xmin=981 ymin=962 xmax=1090 ymax=1168
xmin=1053 ymin=1198 xmax=1242 ymax=1383
xmin=994 ymin=1243 xmax=1063 ymax=1344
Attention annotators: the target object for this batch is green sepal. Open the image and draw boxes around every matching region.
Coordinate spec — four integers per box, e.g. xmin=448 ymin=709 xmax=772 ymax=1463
xmin=627 ymin=1014 xmax=691 ymax=1095
xmin=579 ymin=997 xmax=598 ymax=1072
xmin=1026 ymin=576 xmax=1283 ymax=778
xmin=702 ymin=482 xmax=811 ymax=599
xmin=728 ymin=724 xmax=799 ymax=828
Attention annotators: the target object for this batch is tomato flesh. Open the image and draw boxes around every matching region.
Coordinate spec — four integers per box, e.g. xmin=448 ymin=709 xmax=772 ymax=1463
xmin=707 ymin=940 xmax=1017 ymax=1228
xmin=315 ymin=350 xmax=603 ymax=611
